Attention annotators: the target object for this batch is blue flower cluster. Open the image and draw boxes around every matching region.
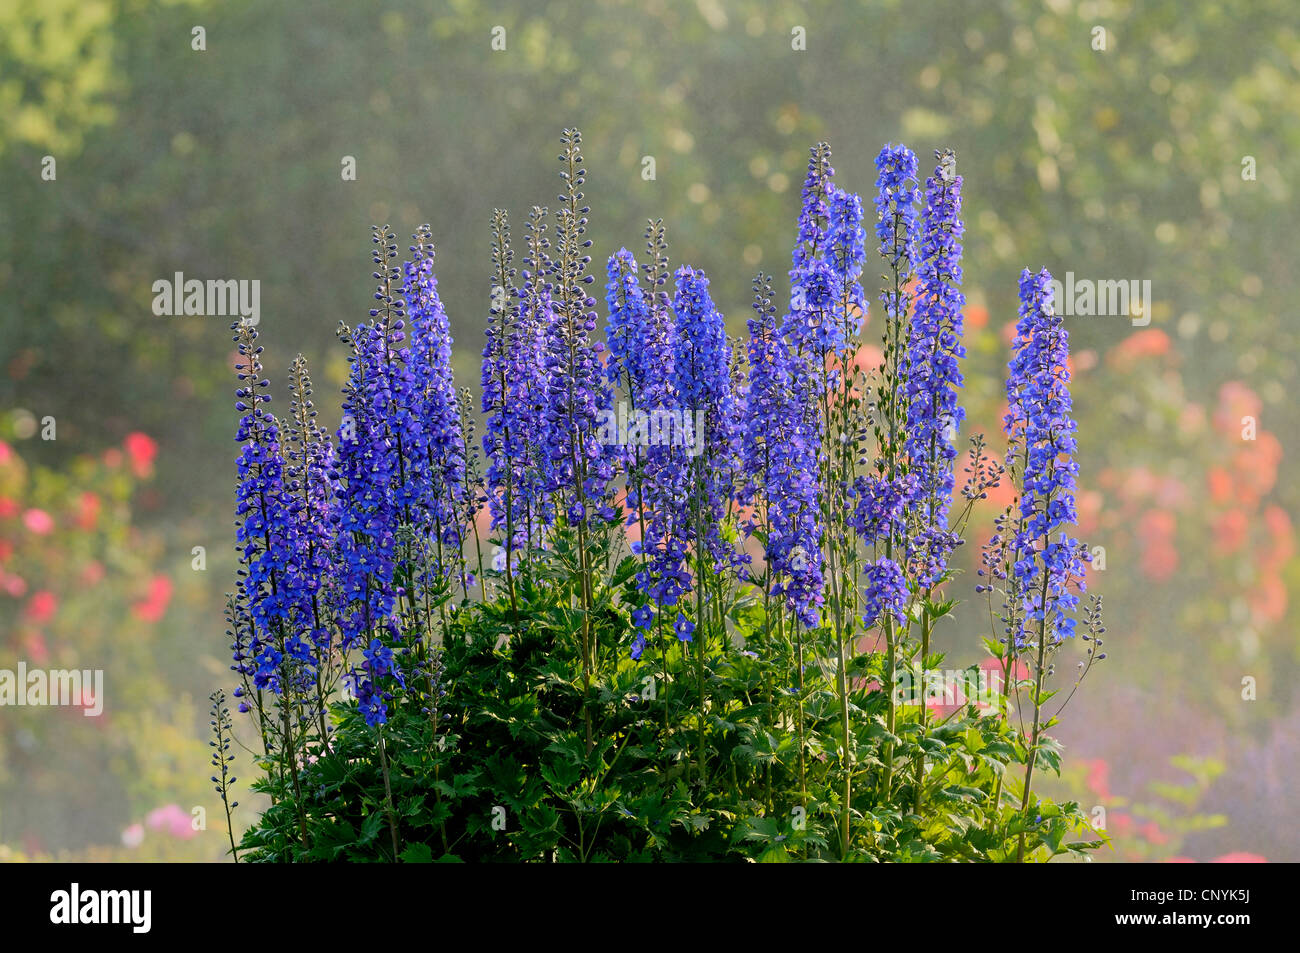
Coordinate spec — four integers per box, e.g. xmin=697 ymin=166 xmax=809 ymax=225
xmin=904 ymin=151 xmax=967 ymax=587
xmin=873 ymin=144 xmax=922 ymax=324
xmin=233 ymin=227 xmax=472 ymax=727
xmin=671 ymin=266 xmax=740 ymax=573
xmin=232 ymin=325 xmax=305 ymax=695
xmin=740 ymin=274 xmax=824 ymax=628
xmin=229 ymin=135 xmax=1093 ymax=736
xmin=1005 ymin=268 xmax=1089 ymax=646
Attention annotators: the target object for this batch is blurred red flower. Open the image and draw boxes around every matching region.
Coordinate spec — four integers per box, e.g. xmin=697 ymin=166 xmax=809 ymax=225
xmin=1140 ymin=821 xmax=1169 ymax=845
xmin=74 ymin=491 xmax=101 ymax=531
xmin=1212 ymin=509 xmax=1248 ymax=555
xmin=124 ymin=432 xmax=158 ymax=478
xmin=25 ymin=590 xmax=57 ymax=623
xmin=132 ymin=574 xmax=173 ymax=623
xmin=1078 ymin=757 xmax=1111 ymax=800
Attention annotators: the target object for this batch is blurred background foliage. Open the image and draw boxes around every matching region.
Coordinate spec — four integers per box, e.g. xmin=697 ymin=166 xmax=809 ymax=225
xmin=1 ymin=0 xmax=1296 ymax=860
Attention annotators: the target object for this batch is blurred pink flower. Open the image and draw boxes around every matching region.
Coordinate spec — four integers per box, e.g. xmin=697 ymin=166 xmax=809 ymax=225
xmin=1213 ymin=382 xmax=1261 ymax=436
xmin=121 ymin=823 xmax=145 ymax=848
xmin=1141 ymin=821 xmax=1169 ymax=845
xmin=23 ymin=509 xmax=53 ymax=535
xmin=145 ymin=803 xmax=196 ymax=840
xmin=1212 ymin=852 xmax=1266 ymax=863
xmin=1079 ymin=757 xmax=1111 ymax=800
xmin=24 ymin=632 xmax=49 ymax=665
xmin=0 ymin=570 xmax=27 ymax=597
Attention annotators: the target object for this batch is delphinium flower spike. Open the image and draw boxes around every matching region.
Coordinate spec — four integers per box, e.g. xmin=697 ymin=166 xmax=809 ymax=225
xmin=740 ymin=273 xmax=824 ymax=628
xmin=404 ymin=226 xmax=470 ymax=590
xmin=208 ymin=689 xmax=240 ymax=862
xmin=904 ymin=149 xmax=966 ymax=588
xmin=1004 ymin=266 xmax=1091 ymax=860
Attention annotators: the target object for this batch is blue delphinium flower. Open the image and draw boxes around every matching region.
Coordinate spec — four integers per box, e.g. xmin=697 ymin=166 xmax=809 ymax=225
xmin=823 ymin=184 xmax=869 ymax=356
xmin=874 ymin=144 xmax=922 ymax=323
xmin=232 ymin=323 xmax=308 ymax=693
xmin=604 ymin=249 xmax=653 ymax=398
xmin=672 ymin=266 xmax=739 ymax=576
xmin=604 ymin=248 xmax=682 ymax=657
xmin=283 ymin=355 xmax=338 ymax=662
xmin=331 ymin=319 xmax=401 ymax=725
xmin=740 ymin=274 xmax=824 ymax=628
xmin=850 ymin=144 xmax=925 ymax=569
xmin=850 ymin=471 xmax=919 ymax=548
xmin=482 ymin=210 xmax=556 ymax=565
xmin=861 ymin=557 xmax=908 ymax=630
xmin=404 ymin=228 xmax=469 ymax=580
xmin=328 ymin=228 xmax=417 ymax=726
xmin=784 ymin=143 xmax=835 ymax=354
xmin=904 ymin=151 xmax=967 ymax=587
xmin=1005 ymin=268 xmax=1089 ymax=647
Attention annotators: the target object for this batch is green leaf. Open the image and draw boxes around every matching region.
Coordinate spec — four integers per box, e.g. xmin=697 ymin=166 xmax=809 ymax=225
xmin=400 ymin=843 xmax=434 ymax=863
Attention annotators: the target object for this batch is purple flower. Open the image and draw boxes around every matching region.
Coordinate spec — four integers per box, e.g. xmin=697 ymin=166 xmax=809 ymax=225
xmin=405 ymin=227 xmax=471 ymax=578
xmin=904 ymin=151 xmax=967 ymax=586
xmin=482 ymin=210 xmax=555 ymax=563
xmin=1004 ymin=268 xmax=1090 ymax=646
xmin=671 ymin=266 xmax=739 ymax=571
xmin=231 ymin=323 xmax=303 ymax=690
xmin=784 ymin=142 xmax=835 ymax=353
xmin=740 ymin=274 xmax=824 ymax=628
xmin=874 ymin=144 xmax=921 ymax=325
xmin=862 ymin=557 xmax=908 ymax=630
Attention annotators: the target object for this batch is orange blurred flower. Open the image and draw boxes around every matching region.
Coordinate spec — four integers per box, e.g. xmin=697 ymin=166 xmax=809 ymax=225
xmin=1108 ymin=328 xmax=1171 ymax=368
xmin=1248 ymin=575 xmax=1286 ymax=625
xmin=1212 ymin=509 xmax=1248 ymax=555
xmin=1138 ymin=509 xmax=1178 ymax=581
xmin=74 ymin=491 xmax=101 ymax=531
xmin=1207 ymin=468 xmax=1233 ymax=504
